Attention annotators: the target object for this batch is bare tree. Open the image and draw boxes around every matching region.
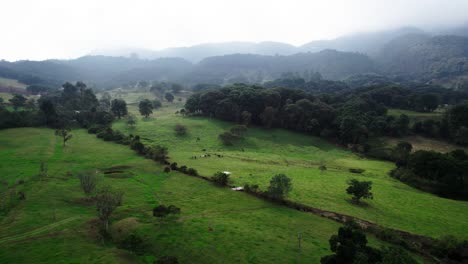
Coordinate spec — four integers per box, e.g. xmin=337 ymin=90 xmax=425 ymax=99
xmin=55 ymin=128 xmax=73 ymax=146
xmin=95 ymin=186 xmax=124 ymax=232
xmin=77 ymin=170 xmax=98 ymax=196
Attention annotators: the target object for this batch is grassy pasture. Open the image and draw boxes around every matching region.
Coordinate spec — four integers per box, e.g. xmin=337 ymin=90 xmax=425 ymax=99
xmin=1 ymin=128 xmax=376 ymax=263
xmin=111 ymin=93 xmax=468 ymax=239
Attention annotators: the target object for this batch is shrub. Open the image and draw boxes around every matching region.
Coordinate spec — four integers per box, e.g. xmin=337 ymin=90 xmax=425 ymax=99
xmin=153 ymin=205 xmax=181 ymax=217
xmin=187 ymin=168 xmax=198 ymax=176
xmin=118 ymin=233 xmax=147 ymax=255
xmin=230 ymin=125 xmax=248 ymax=137
xmin=218 ymin=131 xmax=239 ymax=145
xmin=164 ymin=167 xmax=171 ymax=173
xmin=244 ymin=184 xmax=259 ymax=193
xmin=156 ymin=256 xmax=179 ymax=264
xmin=174 ymin=124 xmax=187 ymax=136
xmin=87 ymin=125 xmax=105 ymax=134
xmin=178 ymin=165 xmax=188 ymax=173
xmin=349 ymin=168 xmax=365 ymax=174
xmin=170 ymin=162 xmax=178 ymax=170
xmin=212 ymin=172 xmax=229 ymax=186
xmin=144 ymin=145 xmax=168 ymax=163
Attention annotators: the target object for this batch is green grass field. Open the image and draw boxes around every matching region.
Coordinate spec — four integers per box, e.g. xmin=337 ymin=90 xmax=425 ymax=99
xmin=1 ymin=128 xmax=374 ymax=263
xmin=110 ymin=94 xmax=468 ymax=240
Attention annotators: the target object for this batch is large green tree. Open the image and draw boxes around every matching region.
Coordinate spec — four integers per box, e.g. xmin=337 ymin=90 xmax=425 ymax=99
xmin=267 ymin=174 xmax=292 ymax=199
xmin=139 ymin=99 xmax=154 ymax=118
xmin=111 ymin=99 xmax=128 ymax=119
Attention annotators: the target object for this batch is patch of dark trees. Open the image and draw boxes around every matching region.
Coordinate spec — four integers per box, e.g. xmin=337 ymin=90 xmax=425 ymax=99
xmin=391 ymin=147 xmax=468 ymax=200
xmin=185 ymin=83 xmax=468 ymax=147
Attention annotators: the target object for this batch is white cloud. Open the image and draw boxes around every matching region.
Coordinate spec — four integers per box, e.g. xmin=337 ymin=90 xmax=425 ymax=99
xmin=1 ymin=0 xmax=467 ymax=61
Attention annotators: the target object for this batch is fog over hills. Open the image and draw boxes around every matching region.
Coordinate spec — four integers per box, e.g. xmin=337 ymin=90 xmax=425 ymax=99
xmin=90 ymin=26 xmax=463 ymax=62
xmin=1 ymin=26 xmax=468 ymax=89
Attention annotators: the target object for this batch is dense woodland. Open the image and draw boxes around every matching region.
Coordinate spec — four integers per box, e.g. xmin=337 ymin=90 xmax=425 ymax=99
xmin=185 ymin=83 xmax=468 ymax=199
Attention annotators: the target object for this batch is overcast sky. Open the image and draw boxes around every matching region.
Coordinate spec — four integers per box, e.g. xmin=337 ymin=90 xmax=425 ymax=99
xmin=1 ymin=0 xmax=467 ymax=61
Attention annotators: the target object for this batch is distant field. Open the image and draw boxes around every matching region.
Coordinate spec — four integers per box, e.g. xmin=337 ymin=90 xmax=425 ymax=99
xmin=0 ymin=128 xmax=359 ymax=263
xmin=388 ymin=108 xmax=442 ymax=124
xmin=110 ymin=92 xmax=468 ymax=240
xmin=0 ymin=77 xmax=27 ymax=90
xmin=386 ymin=135 xmax=468 ymax=153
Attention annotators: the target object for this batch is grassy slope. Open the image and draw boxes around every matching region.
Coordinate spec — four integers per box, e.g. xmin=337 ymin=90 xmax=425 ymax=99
xmin=0 ymin=128 xmax=368 ymax=263
xmin=112 ymin=94 xmax=468 ymax=239
xmin=0 ymin=77 xmax=27 ymax=89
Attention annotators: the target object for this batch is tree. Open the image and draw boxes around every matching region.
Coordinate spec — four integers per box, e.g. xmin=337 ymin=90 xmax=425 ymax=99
xmin=218 ymin=131 xmax=239 ymax=145
xmin=260 ymin=106 xmax=277 ymax=128
xmin=9 ymin=94 xmax=27 ymax=110
xmin=153 ymin=204 xmax=181 ymax=217
xmin=152 ymin=99 xmax=162 ymax=109
xmin=99 ymin=92 xmax=112 ymax=111
xmin=346 ymin=179 xmax=373 ymax=203
xmin=126 ymin=114 xmax=137 ymax=128
xmin=111 ymin=99 xmax=128 ymax=119
xmin=138 ymin=99 xmax=154 ymax=118
xmin=165 ymin=92 xmax=174 ymax=102
xmin=267 ymin=174 xmax=292 ymax=199
xmin=95 ymin=186 xmax=123 ymax=232
xmin=230 ymin=125 xmax=248 ymax=137
xmin=416 ymin=93 xmax=439 ymax=112
xmin=379 ymin=247 xmax=417 ymax=264
xmin=171 ymin=83 xmax=183 ymax=94
xmin=39 ymin=99 xmax=57 ymax=126
xmin=321 ymin=222 xmax=382 ymax=264
xmin=212 ymin=172 xmax=229 ymax=186
xmin=393 ymin=141 xmax=412 ymax=167
xmin=77 ymin=170 xmax=98 ymax=196
xmin=174 ymin=124 xmax=187 ymax=136
xmin=241 ymin=111 xmax=252 ymax=126
xmin=55 ymin=128 xmax=72 ymax=146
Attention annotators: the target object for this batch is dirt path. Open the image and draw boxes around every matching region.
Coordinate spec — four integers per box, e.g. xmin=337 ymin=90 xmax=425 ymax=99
xmin=0 ymin=216 xmax=81 ymax=245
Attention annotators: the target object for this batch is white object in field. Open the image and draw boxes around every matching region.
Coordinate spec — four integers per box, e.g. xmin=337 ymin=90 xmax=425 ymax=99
xmin=231 ymin=187 xmax=244 ymax=191
xmin=223 ymin=171 xmax=231 ymax=175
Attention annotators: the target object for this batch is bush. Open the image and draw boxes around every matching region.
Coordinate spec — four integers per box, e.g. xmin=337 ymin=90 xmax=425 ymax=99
xmin=349 ymin=168 xmax=365 ymax=174
xmin=164 ymin=167 xmax=171 ymax=173
xmin=178 ymin=165 xmax=187 ymax=173
xmin=118 ymin=233 xmax=147 ymax=255
xmin=218 ymin=131 xmax=240 ymax=145
xmin=174 ymin=124 xmax=187 ymax=136
xmin=212 ymin=172 xmax=229 ymax=186
xmin=244 ymin=184 xmax=259 ymax=193
xmin=187 ymin=168 xmax=198 ymax=176
xmin=153 ymin=205 xmax=181 ymax=217
xmin=156 ymin=256 xmax=179 ymax=264
xmin=170 ymin=162 xmax=178 ymax=170
xmin=87 ymin=125 xmax=106 ymax=134
xmin=230 ymin=125 xmax=248 ymax=137
xmin=144 ymin=145 xmax=168 ymax=163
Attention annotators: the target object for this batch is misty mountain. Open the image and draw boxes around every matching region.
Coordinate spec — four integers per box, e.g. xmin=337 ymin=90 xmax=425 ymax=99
xmin=376 ymin=34 xmax=468 ymax=81
xmin=189 ymin=50 xmax=375 ymax=83
xmin=92 ymin=42 xmax=298 ymax=63
xmin=300 ymin=27 xmax=426 ymax=56
xmin=92 ymin=27 xmax=433 ymax=62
